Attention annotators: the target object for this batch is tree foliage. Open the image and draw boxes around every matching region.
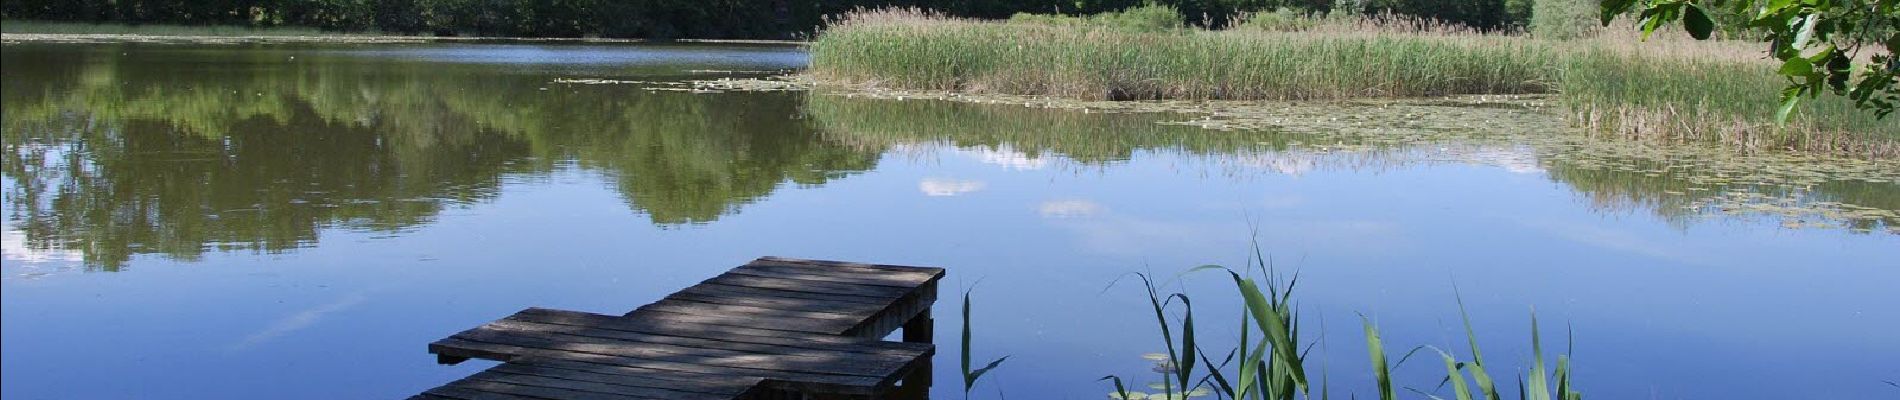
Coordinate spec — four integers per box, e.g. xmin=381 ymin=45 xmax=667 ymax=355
xmin=1602 ymin=0 xmax=1899 ymax=120
xmin=2 ymin=0 xmax=1538 ymax=37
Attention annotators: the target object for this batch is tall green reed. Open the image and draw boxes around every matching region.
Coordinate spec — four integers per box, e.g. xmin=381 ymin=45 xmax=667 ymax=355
xmin=1100 ymin=253 xmax=1587 ymax=400
xmin=962 ymin=285 xmax=1009 ymax=398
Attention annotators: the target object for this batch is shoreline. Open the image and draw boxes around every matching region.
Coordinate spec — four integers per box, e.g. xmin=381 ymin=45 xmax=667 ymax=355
xmin=0 ymin=32 xmax=808 ymax=46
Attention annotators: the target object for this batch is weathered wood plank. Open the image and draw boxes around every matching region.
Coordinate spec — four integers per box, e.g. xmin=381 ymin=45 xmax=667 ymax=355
xmin=468 ymin=370 xmax=727 ymax=400
xmin=445 ymin=328 xmax=913 ymax=378
xmin=664 ymin=291 xmax=888 ymax=316
xmin=475 ymin=319 xmax=924 ymax=365
xmin=641 ymin=299 xmax=864 ymax=324
xmin=505 ymin=358 xmax=763 ymax=389
xmin=431 ymin=338 xmax=891 ymax=394
xmin=622 ymin=308 xmax=846 ymax=334
xmin=702 ymin=274 xmax=911 ymax=299
xmin=729 ymin=264 xmax=931 ymax=288
xmin=675 ymin=283 xmax=894 ymax=306
xmin=510 ymin=308 xmax=931 ymax=354
xmin=744 ymin=259 xmax=942 ymax=284
xmin=423 ymin=385 xmax=543 ymax=400
xmin=440 ymin=378 xmax=650 ymax=400
xmin=753 ymin=257 xmax=946 ymax=279
xmin=489 ymin=362 xmax=756 ymax=397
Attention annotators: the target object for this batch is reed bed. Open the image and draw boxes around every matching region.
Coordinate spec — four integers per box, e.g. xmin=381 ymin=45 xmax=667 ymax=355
xmin=812 ymin=9 xmax=1553 ymax=101
xmin=807 ymin=9 xmax=1899 ymax=157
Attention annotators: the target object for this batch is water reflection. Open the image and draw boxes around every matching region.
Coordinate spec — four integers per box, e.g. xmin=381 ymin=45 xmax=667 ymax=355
xmin=3 ymin=42 xmax=1895 ymax=272
xmin=807 ymin=91 xmax=1900 ymax=233
xmin=1 ymin=43 xmax=875 ymax=269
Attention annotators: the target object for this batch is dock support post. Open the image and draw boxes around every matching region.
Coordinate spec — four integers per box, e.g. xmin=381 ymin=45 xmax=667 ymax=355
xmin=896 ymin=308 xmax=934 ymax=399
xmin=901 ymin=308 xmax=932 ymax=343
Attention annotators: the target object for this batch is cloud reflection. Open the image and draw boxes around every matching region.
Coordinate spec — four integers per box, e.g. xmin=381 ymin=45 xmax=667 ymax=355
xmin=228 ymin=292 xmax=369 ymax=351
xmin=920 ymin=178 xmax=987 ymax=197
xmin=1039 ymin=200 xmax=1106 ymax=218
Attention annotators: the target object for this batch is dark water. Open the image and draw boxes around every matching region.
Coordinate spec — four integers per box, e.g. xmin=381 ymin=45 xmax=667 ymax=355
xmin=2 ymin=42 xmax=1895 ymax=400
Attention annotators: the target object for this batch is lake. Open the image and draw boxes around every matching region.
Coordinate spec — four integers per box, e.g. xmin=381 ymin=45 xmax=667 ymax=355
xmin=2 ymin=41 xmax=1895 ymax=399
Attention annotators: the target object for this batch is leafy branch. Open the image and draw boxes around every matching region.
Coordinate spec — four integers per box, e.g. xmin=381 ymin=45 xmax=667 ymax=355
xmin=1601 ymin=0 xmax=1899 ymax=121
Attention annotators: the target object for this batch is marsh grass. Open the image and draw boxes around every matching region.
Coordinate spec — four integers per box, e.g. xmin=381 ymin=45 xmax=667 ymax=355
xmin=807 ymin=9 xmax=1899 ymax=157
xmin=813 ymin=9 xmax=1551 ymax=101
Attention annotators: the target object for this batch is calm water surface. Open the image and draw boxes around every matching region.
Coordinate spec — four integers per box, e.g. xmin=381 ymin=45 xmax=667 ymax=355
xmin=2 ymin=42 xmax=1896 ymax=399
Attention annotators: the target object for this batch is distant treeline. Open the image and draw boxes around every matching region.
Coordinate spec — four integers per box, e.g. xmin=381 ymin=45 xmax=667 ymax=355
xmin=1 ymin=0 xmax=1538 ymax=38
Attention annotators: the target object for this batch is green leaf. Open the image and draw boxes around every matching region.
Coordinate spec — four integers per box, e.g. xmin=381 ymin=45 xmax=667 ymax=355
xmin=1526 ymin=312 xmax=1551 ymax=400
xmin=1683 ymin=4 xmax=1714 ymax=40
xmin=1779 ymin=58 xmax=1814 ymax=77
xmin=1103 ymin=375 xmax=1135 ymax=400
xmin=1775 ymin=87 xmax=1803 ymax=124
xmin=1432 ymin=348 xmax=1475 ymax=400
xmin=1363 ymin=316 xmax=1397 ymax=400
xmin=1231 ymin=272 xmax=1308 ymax=393
xmin=962 ymin=285 xmax=1009 ymax=394
xmin=1455 ymin=291 xmax=1502 ymax=400
xmin=1599 ymin=0 xmax=1638 ymax=26
xmin=962 ymin=287 xmax=976 ymax=391
xmin=1791 ymin=14 xmax=1817 ymax=50
xmin=967 ymin=356 xmax=1010 ymax=387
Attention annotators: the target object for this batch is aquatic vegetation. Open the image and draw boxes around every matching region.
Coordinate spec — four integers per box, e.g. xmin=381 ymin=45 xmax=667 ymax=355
xmin=1103 ymin=254 xmax=1587 ymax=400
xmin=806 ymin=9 xmax=1899 ymax=157
xmin=811 ymin=9 xmax=1552 ymax=101
xmin=963 ymin=286 xmax=1010 ymax=397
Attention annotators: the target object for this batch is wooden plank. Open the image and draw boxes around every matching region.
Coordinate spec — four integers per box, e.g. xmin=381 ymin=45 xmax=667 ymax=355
xmin=431 ymin=338 xmax=890 ymax=394
xmin=475 ymin=319 xmax=924 ymax=365
xmin=511 ymin=309 xmax=932 ymax=354
xmin=640 ymin=299 xmax=864 ymax=324
xmin=423 ymin=385 xmax=543 ymax=400
xmin=439 ymin=378 xmax=649 ymax=400
xmin=489 ymin=362 xmax=756 ymax=397
xmin=623 ymin=308 xmax=846 ymax=334
xmin=744 ymin=259 xmax=942 ymax=283
xmin=753 ymin=257 xmax=946 ymax=278
xmin=730 ymin=264 xmax=932 ymax=288
xmin=664 ymin=291 xmax=888 ymax=316
xmin=676 ymin=283 xmax=894 ymax=305
xmin=467 ymin=370 xmax=729 ymax=400
xmin=447 ymin=327 xmax=914 ymax=378
xmin=702 ymin=274 xmax=910 ymax=299
xmin=507 ymin=358 xmax=763 ymax=389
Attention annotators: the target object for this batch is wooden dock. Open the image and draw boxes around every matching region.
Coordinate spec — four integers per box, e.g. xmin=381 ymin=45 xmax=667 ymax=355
xmin=413 ymin=257 xmax=945 ymax=400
